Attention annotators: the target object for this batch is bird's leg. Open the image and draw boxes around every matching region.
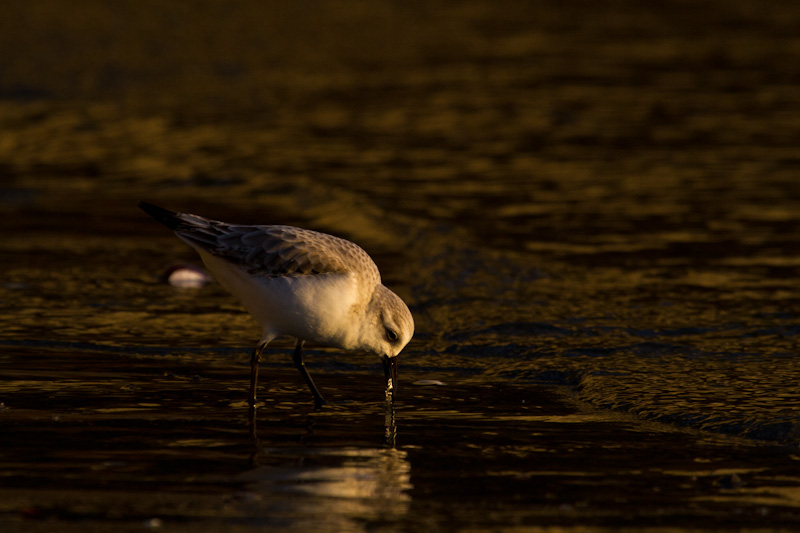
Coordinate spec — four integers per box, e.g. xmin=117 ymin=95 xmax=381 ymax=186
xmin=291 ymin=339 xmax=327 ymax=408
xmin=249 ymin=340 xmax=269 ymax=406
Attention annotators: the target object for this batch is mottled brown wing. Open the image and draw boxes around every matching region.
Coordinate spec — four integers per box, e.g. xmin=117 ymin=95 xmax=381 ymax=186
xmin=139 ymin=202 xmax=381 ymax=282
xmin=179 ymin=222 xmax=379 ymax=282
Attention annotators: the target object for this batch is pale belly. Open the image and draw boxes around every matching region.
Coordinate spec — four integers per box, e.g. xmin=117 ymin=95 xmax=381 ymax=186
xmin=197 ymin=250 xmax=362 ymax=348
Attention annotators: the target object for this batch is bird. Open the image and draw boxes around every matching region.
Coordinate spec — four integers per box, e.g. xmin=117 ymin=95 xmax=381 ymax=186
xmin=138 ymin=201 xmax=414 ymax=408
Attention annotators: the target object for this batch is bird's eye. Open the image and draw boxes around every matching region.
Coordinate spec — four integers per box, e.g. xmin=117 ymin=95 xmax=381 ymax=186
xmin=385 ymin=329 xmax=399 ymax=342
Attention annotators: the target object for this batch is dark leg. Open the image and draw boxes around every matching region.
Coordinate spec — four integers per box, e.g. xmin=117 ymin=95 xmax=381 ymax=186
xmin=291 ymin=339 xmax=327 ymax=408
xmin=249 ymin=340 xmax=269 ymax=406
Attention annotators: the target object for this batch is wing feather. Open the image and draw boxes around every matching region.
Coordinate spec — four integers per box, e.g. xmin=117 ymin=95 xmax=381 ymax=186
xmin=176 ymin=218 xmax=380 ymax=283
xmin=139 ymin=202 xmax=380 ymax=284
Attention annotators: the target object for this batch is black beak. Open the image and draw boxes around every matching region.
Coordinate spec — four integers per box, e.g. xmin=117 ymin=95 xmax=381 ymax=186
xmin=382 ymin=355 xmax=397 ymax=397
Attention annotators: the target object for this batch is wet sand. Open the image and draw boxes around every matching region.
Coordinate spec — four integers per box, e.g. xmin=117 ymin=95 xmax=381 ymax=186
xmin=5 ymin=343 xmax=800 ymax=531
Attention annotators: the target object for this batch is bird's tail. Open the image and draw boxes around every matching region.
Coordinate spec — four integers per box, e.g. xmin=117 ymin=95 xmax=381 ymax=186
xmin=138 ymin=201 xmax=185 ymax=231
xmin=138 ymin=201 xmax=226 ymax=253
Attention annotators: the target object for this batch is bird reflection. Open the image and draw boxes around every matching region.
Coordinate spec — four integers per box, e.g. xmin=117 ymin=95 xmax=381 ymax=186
xmin=248 ymin=391 xmax=398 ymax=449
xmin=248 ymin=405 xmax=260 ymax=451
xmin=238 ymin=435 xmax=412 ymax=529
xmin=247 ymin=394 xmax=399 ymax=465
xmin=384 ymin=392 xmax=396 ymax=448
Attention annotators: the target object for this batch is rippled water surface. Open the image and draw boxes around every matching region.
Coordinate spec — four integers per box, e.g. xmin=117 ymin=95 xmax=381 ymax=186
xmin=3 ymin=1 xmax=800 ymax=530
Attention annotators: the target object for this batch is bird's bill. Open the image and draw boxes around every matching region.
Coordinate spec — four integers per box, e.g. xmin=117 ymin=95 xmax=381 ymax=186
xmin=382 ymin=355 xmax=398 ymax=396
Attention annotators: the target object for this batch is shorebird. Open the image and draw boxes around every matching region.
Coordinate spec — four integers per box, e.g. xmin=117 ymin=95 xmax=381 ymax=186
xmin=139 ymin=202 xmax=413 ymax=408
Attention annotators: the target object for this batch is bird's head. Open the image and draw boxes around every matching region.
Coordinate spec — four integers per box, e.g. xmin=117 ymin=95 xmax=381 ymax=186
xmin=360 ymin=284 xmax=414 ymax=395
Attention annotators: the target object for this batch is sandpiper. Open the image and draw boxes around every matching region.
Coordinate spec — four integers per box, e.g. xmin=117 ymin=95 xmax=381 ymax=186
xmin=139 ymin=202 xmax=413 ymax=408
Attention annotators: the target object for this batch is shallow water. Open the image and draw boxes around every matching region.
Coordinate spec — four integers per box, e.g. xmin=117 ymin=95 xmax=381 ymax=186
xmin=4 ymin=0 xmax=800 ymax=530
